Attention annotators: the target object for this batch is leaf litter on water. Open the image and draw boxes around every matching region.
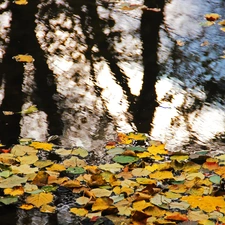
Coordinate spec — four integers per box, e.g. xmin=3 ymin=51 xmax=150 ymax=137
xmin=1 ymin=133 xmax=225 ymax=224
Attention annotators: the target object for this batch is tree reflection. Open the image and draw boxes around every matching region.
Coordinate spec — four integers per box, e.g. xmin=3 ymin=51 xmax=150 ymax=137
xmin=0 ymin=0 xmax=63 ymax=146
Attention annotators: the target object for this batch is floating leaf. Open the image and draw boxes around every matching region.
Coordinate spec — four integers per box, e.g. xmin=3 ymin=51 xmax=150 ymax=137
xmin=26 ymin=192 xmax=53 ymax=208
xmin=149 ymin=171 xmax=174 ymax=180
xmin=205 ymin=13 xmax=220 ymax=21
xmin=20 ymin=204 xmax=34 ymax=210
xmin=71 ymin=148 xmax=88 ymax=158
xmin=0 ymin=170 xmax=13 ymax=178
xmin=113 ymin=155 xmax=139 ymax=164
xmin=132 ymin=200 xmax=153 ymax=211
xmin=98 ymin=163 xmax=124 ymax=173
xmin=0 ymin=196 xmax=18 ymax=205
xmin=76 ymin=196 xmax=90 ymax=205
xmin=11 ymin=145 xmax=37 ymax=156
xmin=209 ymin=175 xmax=221 ymax=184
xmin=70 ymin=207 xmax=88 ymax=217
xmin=17 ymin=155 xmax=39 ymax=165
xmin=107 ymin=147 xmax=125 ymax=156
xmin=0 ymin=175 xmax=27 ymax=188
xmin=34 ymin=160 xmax=54 ymax=169
xmin=14 ymin=0 xmax=28 ymax=5
xmin=66 ymin=167 xmax=85 ymax=174
xmin=30 ymin=142 xmax=53 ymax=151
xmin=90 ymin=188 xmax=112 ymax=197
xmin=4 ymin=186 xmax=24 ymax=196
xmin=40 ymin=204 xmax=56 ymax=213
xmin=92 ymin=197 xmax=113 ymax=211
xmin=20 ymin=105 xmax=38 ymax=114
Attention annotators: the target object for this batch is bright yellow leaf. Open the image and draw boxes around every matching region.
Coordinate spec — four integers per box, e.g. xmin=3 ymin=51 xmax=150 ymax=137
xmin=26 ymin=193 xmax=54 ymax=208
xmin=13 ymin=54 xmax=33 ymax=62
xmin=70 ymin=207 xmax=88 ymax=217
xmin=46 ymin=164 xmax=66 ymax=172
xmin=30 ymin=142 xmax=53 ymax=151
xmin=92 ymin=197 xmax=112 ymax=211
xmin=14 ymin=0 xmax=28 ymax=5
xmin=149 ymin=171 xmax=174 ymax=180
xmin=205 ymin=13 xmax=220 ymax=21
xmin=20 ymin=204 xmax=34 ymax=210
xmin=136 ymin=177 xmax=156 ymax=185
xmin=147 ymin=144 xmax=167 ymax=155
xmin=4 ymin=186 xmax=24 ymax=196
xmin=181 ymin=196 xmax=225 ymax=212
xmin=132 ymin=200 xmax=153 ymax=211
xmin=117 ymin=133 xmax=132 ymax=144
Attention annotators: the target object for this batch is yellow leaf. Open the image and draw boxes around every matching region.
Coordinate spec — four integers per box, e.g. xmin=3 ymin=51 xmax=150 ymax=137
xmin=205 ymin=13 xmax=220 ymax=21
xmin=4 ymin=186 xmax=24 ymax=196
xmin=13 ymin=54 xmax=33 ymax=62
xmin=149 ymin=171 xmax=174 ymax=180
xmin=20 ymin=204 xmax=34 ymax=210
xmin=168 ymin=184 xmax=188 ymax=194
xmin=136 ymin=178 xmax=156 ymax=185
xmin=70 ymin=207 xmax=88 ymax=217
xmin=40 ymin=204 xmax=56 ymax=213
xmin=20 ymin=105 xmax=38 ymax=114
xmin=92 ymin=197 xmax=112 ymax=211
xmin=117 ymin=133 xmax=132 ymax=144
xmin=127 ymin=132 xmax=147 ymax=141
xmin=218 ymin=20 xmax=225 ymax=26
xmin=147 ymin=144 xmax=168 ymax=155
xmin=144 ymin=206 xmax=166 ymax=217
xmin=145 ymin=162 xmax=171 ymax=172
xmin=26 ymin=193 xmax=53 ymax=208
xmin=120 ymin=186 xmax=134 ymax=196
xmin=220 ymin=27 xmax=225 ymax=32
xmin=181 ymin=196 xmax=225 ymax=212
xmin=136 ymin=151 xmax=151 ymax=158
xmin=61 ymin=180 xmax=81 ymax=188
xmin=46 ymin=164 xmax=66 ymax=172
xmin=14 ymin=0 xmax=28 ymax=5
xmin=132 ymin=200 xmax=153 ymax=211
xmin=30 ymin=142 xmax=53 ymax=151
xmin=170 ymin=155 xmax=189 ymax=162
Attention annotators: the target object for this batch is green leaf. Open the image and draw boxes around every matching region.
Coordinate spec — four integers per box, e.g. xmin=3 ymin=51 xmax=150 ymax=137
xmin=112 ymin=155 xmax=139 ymax=164
xmin=209 ymin=175 xmax=221 ymax=184
xmin=126 ymin=146 xmax=147 ymax=152
xmin=66 ymin=167 xmax=86 ymax=174
xmin=0 ymin=170 xmax=13 ymax=178
xmin=0 ymin=196 xmax=18 ymax=205
xmin=41 ymin=185 xmax=58 ymax=192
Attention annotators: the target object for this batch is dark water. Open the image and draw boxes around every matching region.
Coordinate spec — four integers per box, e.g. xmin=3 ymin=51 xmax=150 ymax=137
xmin=0 ymin=0 xmax=225 ymax=224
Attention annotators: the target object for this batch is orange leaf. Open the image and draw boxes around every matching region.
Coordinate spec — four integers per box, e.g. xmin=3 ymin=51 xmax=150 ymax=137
xmin=165 ymin=212 xmax=188 ymax=221
xmin=92 ymin=197 xmax=113 ymax=211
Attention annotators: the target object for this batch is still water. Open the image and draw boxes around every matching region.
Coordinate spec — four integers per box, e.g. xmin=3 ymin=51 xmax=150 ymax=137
xmin=0 ymin=0 xmax=225 ymax=224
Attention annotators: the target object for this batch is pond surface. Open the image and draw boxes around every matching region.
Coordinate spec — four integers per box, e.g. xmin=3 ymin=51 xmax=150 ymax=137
xmin=0 ymin=0 xmax=225 ymax=224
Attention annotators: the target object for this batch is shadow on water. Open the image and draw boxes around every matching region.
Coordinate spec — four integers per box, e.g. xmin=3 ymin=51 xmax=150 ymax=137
xmin=1 ymin=0 xmax=225 ymax=223
xmin=0 ymin=1 xmax=63 ymax=147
